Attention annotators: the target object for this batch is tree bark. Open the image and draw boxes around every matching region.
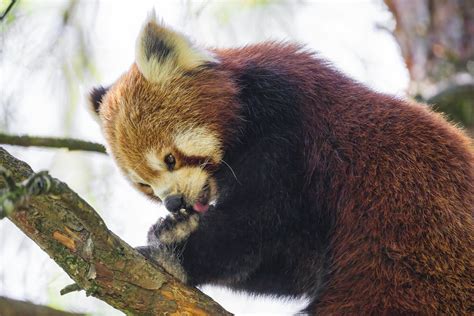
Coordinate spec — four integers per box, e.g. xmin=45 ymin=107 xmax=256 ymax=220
xmin=0 ymin=146 xmax=231 ymax=315
xmin=0 ymin=296 xmax=84 ymax=316
xmin=385 ymin=0 xmax=474 ymax=134
xmin=0 ymin=133 xmax=106 ymax=154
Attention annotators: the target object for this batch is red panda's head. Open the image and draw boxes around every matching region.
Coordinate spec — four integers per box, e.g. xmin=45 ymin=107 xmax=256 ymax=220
xmin=89 ymin=11 xmax=238 ymax=213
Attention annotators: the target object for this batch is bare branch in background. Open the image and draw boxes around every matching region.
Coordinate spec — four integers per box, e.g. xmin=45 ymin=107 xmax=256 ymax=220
xmin=0 ymin=0 xmax=16 ymax=21
xmin=0 ymin=147 xmax=231 ymax=315
xmin=0 ymin=134 xmax=107 ymax=154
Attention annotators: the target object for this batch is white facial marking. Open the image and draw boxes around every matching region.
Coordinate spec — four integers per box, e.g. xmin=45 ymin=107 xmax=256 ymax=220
xmin=151 ymin=185 xmax=169 ymax=201
xmin=128 ymin=170 xmax=145 ymax=184
xmin=174 ymin=127 xmax=222 ymax=160
xmin=146 ymin=150 xmax=166 ymax=171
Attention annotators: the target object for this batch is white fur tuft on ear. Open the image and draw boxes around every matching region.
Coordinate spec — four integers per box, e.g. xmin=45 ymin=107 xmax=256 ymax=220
xmin=135 ymin=10 xmax=217 ymax=83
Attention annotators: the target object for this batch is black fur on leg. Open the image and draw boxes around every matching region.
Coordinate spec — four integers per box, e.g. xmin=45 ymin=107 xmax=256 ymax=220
xmin=147 ymin=211 xmax=200 ymax=245
xmin=135 ymin=245 xmax=187 ymax=283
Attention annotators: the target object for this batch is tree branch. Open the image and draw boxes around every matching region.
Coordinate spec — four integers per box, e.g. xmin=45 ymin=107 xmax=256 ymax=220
xmin=0 ymin=134 xmax=106 ymax=154
xmin=0 ymin=146 xmax=231 ymax=315
xmin=0 ymin=296 xmax=84 ymax=316
xmin=0 ymin=0 xmax=16 ymax=21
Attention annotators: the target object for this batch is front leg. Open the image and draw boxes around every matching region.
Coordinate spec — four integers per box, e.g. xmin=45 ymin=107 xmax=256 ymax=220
xmin=137 ymin=209 xmax=200 ymax=283
xmin=140 ymin=203 xmax=268 ymax=287
xmin=136 ymin=244 xmax=188 ymax=283
xmin=148 ymin=209 xmax=200 ymax=245
xmin=175 ymin=205 xmax=265 ymax=287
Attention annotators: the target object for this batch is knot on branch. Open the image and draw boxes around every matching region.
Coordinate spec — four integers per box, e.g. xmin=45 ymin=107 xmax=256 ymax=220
xmin=0 ymin=168 xmax=57 ymax=218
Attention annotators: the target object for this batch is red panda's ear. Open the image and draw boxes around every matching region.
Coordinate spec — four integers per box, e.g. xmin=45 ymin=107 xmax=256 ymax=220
xmin=87 ymin=86 xmax=109 ymax=122
xmin=135 ymin=10 xmax=216 ymax=83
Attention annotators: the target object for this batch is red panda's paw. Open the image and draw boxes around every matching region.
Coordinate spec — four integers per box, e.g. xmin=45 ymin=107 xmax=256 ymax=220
xmin=148 ymin=211 xmax=200 ymax=245
xmin=136 ymin=245 xmax=187 ymax=283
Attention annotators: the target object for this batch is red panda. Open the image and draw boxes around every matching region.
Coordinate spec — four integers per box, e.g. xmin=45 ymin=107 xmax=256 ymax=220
xmin=89 ymin=11 xmax=474 ymax=315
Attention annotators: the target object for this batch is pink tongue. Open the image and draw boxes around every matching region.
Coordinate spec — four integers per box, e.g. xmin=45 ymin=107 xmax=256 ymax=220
xmin=193 ymin=202 xmax=209 ymax=213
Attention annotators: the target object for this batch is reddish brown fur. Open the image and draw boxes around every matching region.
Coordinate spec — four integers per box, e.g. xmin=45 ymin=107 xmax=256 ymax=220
xmin=215 ymin=44 xmax=474 ymax=314
xmin=98 ymin=40 xmax=473 ymax=314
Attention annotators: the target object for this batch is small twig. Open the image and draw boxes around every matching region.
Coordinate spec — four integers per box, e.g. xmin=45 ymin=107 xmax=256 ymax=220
xmin=60 ymin=283 xmax=82 ymax=296
xmin=0 ymin=133 xmax=107 ymax=154
xmin=0 ymin=0 xmax=17 ymax=21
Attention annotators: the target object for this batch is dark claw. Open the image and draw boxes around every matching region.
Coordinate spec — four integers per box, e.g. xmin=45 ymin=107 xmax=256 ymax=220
xmin=173 ymin=208 xmax=192 ymax=221
xmin=147 ymin=210 xmax=193 ymax=244
xmin=147 ymin=216 xmax=177 ymax=244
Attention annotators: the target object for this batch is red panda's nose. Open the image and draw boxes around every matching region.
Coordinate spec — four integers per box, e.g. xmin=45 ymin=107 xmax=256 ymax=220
xmin=164 ymin=194 xmax=185 ymax=213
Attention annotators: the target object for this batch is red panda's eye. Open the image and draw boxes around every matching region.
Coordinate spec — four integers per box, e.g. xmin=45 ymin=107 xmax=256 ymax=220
xmin=164 ymin=154 xmax=176 ymax=171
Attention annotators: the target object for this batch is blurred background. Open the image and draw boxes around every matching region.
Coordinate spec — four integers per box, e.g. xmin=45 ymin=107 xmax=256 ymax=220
xmin=0 ymin=0 xmax=472 ymax=315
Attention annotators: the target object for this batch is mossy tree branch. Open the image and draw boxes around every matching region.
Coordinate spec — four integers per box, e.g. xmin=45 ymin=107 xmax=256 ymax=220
xmin=0 ymin=133 xmax=107 ymax=154
xmin=0 ymin=146 xmax=231 ymax=315
xmin=0 ymin=0 xmax=17 ymax=21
